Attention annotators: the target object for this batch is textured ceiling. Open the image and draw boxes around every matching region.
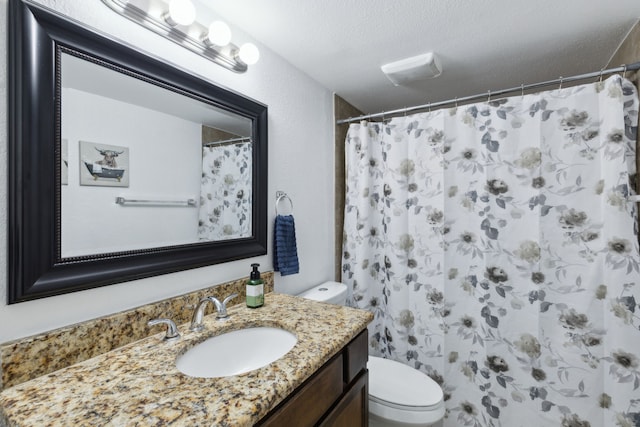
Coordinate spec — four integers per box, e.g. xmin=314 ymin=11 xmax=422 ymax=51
xmin=201 ymin=0 xmax=640 ymax=115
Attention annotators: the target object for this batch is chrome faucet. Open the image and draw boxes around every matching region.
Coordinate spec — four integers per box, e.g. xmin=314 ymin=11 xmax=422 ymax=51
xmin=189 ymin=293 xmax=238 ymax=332
xmin=148 ymin=318 xmax=180 ymax=341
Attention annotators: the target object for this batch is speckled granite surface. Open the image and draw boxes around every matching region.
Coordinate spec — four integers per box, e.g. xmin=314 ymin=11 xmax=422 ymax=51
xmin=0 ymin=273 xmax=274 ymax=390
xmin=0 ymin=293 xmax=372 ymax=426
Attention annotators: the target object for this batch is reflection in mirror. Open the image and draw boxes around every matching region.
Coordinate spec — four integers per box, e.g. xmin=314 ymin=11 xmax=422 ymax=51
xmin=199 ymin=128 xmax=252 ymax=241
xmin=60 ymin=53 xmax=253 ymax=258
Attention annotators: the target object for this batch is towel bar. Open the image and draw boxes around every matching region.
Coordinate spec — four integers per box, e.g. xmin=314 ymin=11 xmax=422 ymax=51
xmin=115 ymin=197 xmax=197 ymax=207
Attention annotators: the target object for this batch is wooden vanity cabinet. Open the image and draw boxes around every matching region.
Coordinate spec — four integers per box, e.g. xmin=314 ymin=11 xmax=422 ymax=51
xmin=258 ymin=328 xmax=369 ymax=427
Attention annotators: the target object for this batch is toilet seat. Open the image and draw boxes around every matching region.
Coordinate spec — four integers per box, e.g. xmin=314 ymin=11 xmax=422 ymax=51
xmin=368 ymin=356 xmax=445 ymax=424
xmin=369 ymin=394 xmax=442 ymax=411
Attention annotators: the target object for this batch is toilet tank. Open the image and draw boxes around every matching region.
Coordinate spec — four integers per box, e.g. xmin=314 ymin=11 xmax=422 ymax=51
xmin=298 ymin=281 xmax=347 ymax=305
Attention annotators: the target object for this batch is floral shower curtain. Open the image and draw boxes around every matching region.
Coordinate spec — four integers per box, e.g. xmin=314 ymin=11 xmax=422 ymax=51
xmin=342 ymin=75 xmax=640 ymax=426
xmin=198 ymin=142 xmax=252 ymax=240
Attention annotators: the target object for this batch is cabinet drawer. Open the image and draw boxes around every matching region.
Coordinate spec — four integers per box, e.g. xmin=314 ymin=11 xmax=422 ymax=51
xmin=260 ymin=354 xmax=344 ymax=427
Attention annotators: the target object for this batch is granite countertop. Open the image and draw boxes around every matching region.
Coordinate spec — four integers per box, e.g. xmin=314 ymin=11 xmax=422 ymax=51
xmin=0 ymin=293 xmax=373 ymax=426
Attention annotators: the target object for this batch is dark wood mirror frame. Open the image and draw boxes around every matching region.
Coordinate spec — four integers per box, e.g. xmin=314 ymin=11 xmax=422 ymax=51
xmin=8 ymin=0 xmax=268 ymax=303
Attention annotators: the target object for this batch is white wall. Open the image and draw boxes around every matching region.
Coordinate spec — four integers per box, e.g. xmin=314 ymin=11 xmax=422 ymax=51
xmin=0 ymin=0 xmax=335 ymax=342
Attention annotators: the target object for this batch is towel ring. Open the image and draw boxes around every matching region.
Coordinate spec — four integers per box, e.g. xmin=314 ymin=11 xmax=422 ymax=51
xmin=275 ymin=191 xmax=293 ymax=215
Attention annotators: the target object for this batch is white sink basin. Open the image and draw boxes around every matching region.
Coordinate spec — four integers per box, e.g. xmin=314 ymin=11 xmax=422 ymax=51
xmin=176 ymin=327 xmax=297 ymax=378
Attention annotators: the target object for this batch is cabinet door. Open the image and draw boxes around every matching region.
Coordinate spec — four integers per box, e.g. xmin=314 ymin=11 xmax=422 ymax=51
xmin=319 ymin=370 xmax=368 ymax=427
xmin=259 ymin=355 xmax=344 ymax=427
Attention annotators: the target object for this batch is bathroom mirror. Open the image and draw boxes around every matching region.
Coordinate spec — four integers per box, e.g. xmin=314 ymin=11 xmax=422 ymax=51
xmin=8 ymin=0 xmax=268 ymax=303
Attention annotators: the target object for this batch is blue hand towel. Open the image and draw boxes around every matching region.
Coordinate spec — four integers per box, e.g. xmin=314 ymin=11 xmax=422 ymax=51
xmin=274 ymin=214 xmax=299 ymax=276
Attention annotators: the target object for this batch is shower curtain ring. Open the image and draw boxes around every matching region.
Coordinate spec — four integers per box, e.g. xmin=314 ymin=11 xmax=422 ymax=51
xmin=487 ymin=90 xmax=491 ymax=102
xmin=599 ymin=69 xmax=604 ymax=83
xmin=559 ymin=76 xmax=563 ymax=89
xmin=622 ymin=64 xmax=627 ymax=78
xmin=521 ymin=84 xmax=524 ymax=98
xmin=428 ymin=102 xmax=431 ymax=112
xmin=454 ymin=97 xmax=458 ymax=108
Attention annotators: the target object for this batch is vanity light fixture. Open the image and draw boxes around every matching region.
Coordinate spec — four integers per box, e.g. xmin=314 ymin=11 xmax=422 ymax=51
xmin=206 ymin=21 xmax=232 ymax=46
xmin=101 ymin=0 xmax=259 ymax=73
xmin=239 ymin=42 xmax=260 ymax=65
xmin=165 ymin=0 xmax=196 ymax=26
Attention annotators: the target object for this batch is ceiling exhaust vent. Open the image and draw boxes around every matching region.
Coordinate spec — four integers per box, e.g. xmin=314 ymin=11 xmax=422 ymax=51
xmin=381 ymin=52 xmax=442 ymax=86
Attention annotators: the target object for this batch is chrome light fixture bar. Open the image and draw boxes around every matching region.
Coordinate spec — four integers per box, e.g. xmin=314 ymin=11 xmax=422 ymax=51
xmin=101 ymin=0 xmax=257 ymax=73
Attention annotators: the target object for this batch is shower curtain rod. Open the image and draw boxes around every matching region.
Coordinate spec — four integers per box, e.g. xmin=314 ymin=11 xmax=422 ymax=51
xmin=203 ymin=136 xmax=252 ymax=147
xmin=336 ymin=61 xmax=640 ymax=124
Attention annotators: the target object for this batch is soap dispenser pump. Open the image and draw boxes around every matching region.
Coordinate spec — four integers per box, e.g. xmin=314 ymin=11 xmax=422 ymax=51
xmin=246 ymin=263 xmax=264 ymax=308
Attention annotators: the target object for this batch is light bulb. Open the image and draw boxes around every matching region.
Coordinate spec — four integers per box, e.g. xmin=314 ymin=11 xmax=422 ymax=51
xmin=238 ymin=43 xmax=260 ymax=65
xmin=206 ymin=21 xmax=232 ymax=46
xmin=167 ymin=0 xmax=196 ymax=26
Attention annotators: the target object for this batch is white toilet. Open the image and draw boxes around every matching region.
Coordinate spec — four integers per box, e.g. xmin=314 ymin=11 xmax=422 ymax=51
xmin=298 ymin=281 xmax=445 ymax=427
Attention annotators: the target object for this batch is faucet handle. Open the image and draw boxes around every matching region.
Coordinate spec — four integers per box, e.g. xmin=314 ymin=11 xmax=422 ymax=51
xmin=223 ymin=292 xmax=238 ymax=306
xmin=214 ymin=293 xmax=238 ymax=319
xmin=148 ymin=318 xmax=180 ymax=341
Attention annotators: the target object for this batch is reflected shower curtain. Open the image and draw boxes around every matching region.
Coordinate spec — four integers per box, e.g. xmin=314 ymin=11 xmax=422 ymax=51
xmin=198 ymin=142 xmax=252 ymax=240
xmin=342 ymin=75 xmax=640 ymax=426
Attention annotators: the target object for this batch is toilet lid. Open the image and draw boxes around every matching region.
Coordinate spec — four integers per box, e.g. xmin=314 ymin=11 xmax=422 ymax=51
xmin=368 ymin=356 xmax=443 ymax=409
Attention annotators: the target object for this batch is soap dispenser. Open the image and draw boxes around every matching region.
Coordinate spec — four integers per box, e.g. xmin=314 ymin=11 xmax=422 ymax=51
xmin=246 ymin=263 xmax=264 ymax=308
